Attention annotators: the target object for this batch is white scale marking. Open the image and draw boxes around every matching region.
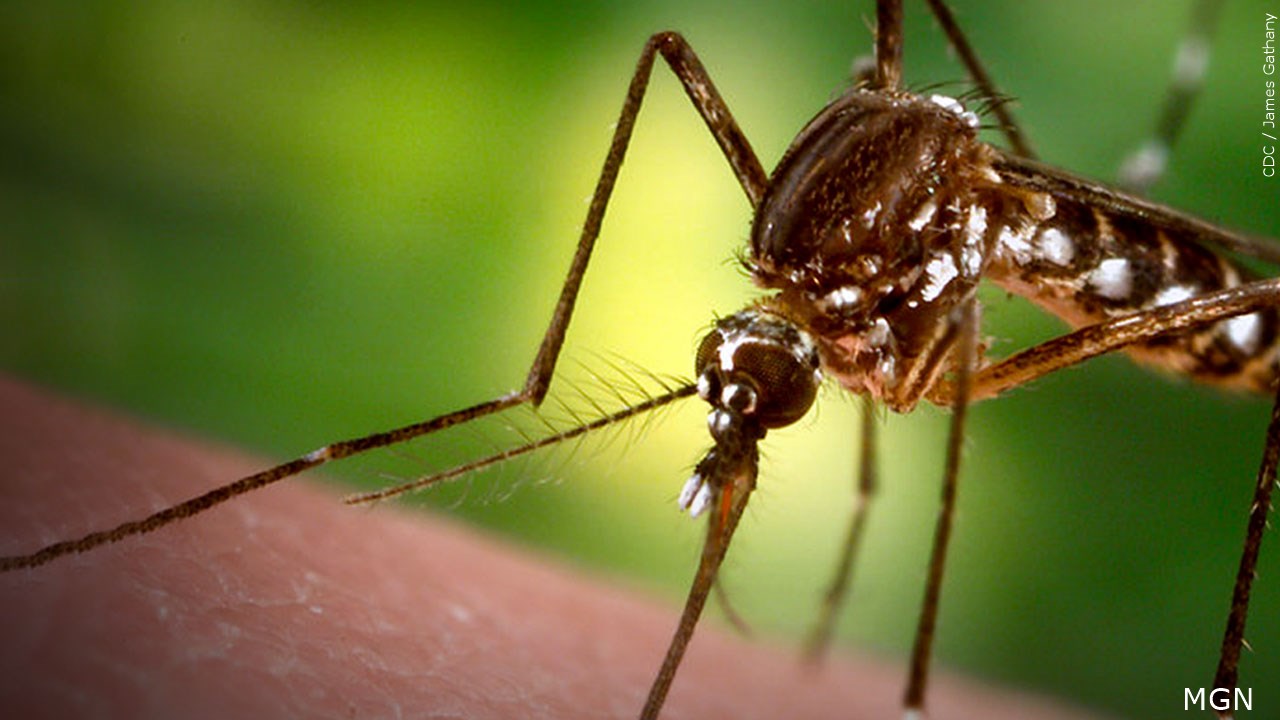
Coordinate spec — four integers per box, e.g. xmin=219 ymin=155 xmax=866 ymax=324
xmin=718 ymin=317 xmax=818 ymax=372
xmin=820 ymin=286 xmax=863 ymax=312
xmin=1173 ymin=36 xmax=1210 ymax=89
xmin=961 ymin=244 xmax=982 ymax=276
xmin=920 ymin=253 xmax=959 ymax=302
xmin=862 ymin=201 xmax=883 ymax=228
xmin=964 ymin=207 xmax=987 ymax=248
xmin=997 ymin=224 xmax=1034 ymax=265
xmin=907 ymin=199 xmax=937 ymax=232
xmin=1223 ymin=313 xmax=1263 ymax=356
xmin=1150 ymin=282 xmax=1263 ymax=356
xmin=717 ymin=332 xmax=749 ymax=371
xmin=961 ymin=206 xmax=987 ymax=276
xmin=720 ymin=384 xmax=755 ymax=415
xmin=678 ymin=474 xmax=699 ymax=507
xmin=878 ymin=356 xmax=897 ymax=386
xmin=1087 ymin=258 xmax=1133 ymax=300
xmin=707 ymin=408 xmax=732 ymax=436
xmin=866 ymin=317 xmax=891 ymax=347
xmin=927 ymin=93 xmax=979 ymax=128
xmin=1154 ymin=284 xmax=1195 ymax=307
xmin=1118 ymin=140 xmax=1170 ymax=190
xmin=1037 ymin=227 xmax=1074 ymax=266
xmin=696 ymin=373 xmax=713 ymax=400
xmin=678 ymin=473 xmax=712 ymax=517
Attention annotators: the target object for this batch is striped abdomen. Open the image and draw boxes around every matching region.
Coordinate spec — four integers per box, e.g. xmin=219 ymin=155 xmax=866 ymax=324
xmin=983 ymin=171 xmax=1280 ymax=393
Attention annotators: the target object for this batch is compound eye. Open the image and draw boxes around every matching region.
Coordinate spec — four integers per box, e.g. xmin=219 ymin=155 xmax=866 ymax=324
xmin=694 ymin=329 xmax=725 ymax=402
xmin=694 ymin=328 xmax=722 ymax=382
xmin=729 ymin=341 xmax=818 ymax=428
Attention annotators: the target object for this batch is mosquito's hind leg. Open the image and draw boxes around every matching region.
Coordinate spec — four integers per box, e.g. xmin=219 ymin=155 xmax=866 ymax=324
xmin=1117 ymin=0 xmax=1225 ymax=193
xmin=0 ymin=31 xmax=767 ymax=573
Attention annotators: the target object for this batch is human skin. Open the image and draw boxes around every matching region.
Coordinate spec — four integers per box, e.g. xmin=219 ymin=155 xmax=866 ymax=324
xmin=0 ymin=376 xmax=1105 ymax=720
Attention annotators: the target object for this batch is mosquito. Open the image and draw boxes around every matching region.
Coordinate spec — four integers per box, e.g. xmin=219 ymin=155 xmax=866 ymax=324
xmin=2 ymin=1 xmax=1279 ymax=718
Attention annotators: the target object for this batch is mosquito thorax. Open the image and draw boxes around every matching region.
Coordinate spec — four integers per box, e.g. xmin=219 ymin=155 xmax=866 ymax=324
xmin=747 ymin=89 xmax=1001 ymax=411
xmin=677 ymin=309 xmax=821 ymax=517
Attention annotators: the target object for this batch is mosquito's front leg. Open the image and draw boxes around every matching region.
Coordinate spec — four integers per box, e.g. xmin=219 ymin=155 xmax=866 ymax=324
xmin=0 ymin=31 xmax=765 ymax=573
xmin=524 ymin=31 xmax=767 ymax=405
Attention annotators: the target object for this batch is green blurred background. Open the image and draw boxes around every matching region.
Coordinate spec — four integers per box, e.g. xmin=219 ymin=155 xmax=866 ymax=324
xmin=2 ymin=1 xmax=1278 ymax=717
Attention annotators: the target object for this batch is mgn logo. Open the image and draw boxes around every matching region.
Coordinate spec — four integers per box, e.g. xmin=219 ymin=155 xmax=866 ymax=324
xmin=1184 ymin=687 xmax=1253 ymax=713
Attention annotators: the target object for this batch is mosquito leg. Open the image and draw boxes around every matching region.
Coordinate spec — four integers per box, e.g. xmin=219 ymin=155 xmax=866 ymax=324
xmin=344 ymin=385 xmax=696 ymax=504
xmin=713 ymin=577 xmax=753 ymax=637
xmin=803 ymin=396 xmax=879 ymax=664
xmin=1118 ymin=0 xmax=1225 ymax=193
xmin=1213 ymin=379 xmax=1280 ymax=717
xmin=922 ymin=0 xmax=1036 ymax=159
xmin=525 ymin=31 xmax=766 ymax=402
xmin=873 ymin=0 xmax=904 ymax=90
xmin=1 ymin=32 xmax=764 ymax=572
xmin=925 ymin=278 xmax=1280 ymax=404
xmin=904 ymin=297 xmax=979 ymax=714
xmin=0 ymin=392 xmax=516 ymax=571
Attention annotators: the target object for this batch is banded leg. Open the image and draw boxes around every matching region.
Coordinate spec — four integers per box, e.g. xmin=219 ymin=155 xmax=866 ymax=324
xmin=0 ymin=31 xmax=766 ymax=572
xmin=1118 ymin=0 xmax=1225 ymax=193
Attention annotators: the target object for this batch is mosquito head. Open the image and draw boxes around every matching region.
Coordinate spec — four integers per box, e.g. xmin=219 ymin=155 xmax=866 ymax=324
xmin=678 ymin=309 xmax=821 ymax=517
xmin=694 ymin=309 xmax=822 ymax=431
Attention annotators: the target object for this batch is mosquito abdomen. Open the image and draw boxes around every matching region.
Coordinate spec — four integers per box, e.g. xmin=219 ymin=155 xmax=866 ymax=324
xmin=985 ymin=189 xmax=1280 ymax=393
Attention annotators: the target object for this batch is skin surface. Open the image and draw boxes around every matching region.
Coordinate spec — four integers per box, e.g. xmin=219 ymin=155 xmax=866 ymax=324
xmin=0 ymin=376 xmax=1107 ymax=720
